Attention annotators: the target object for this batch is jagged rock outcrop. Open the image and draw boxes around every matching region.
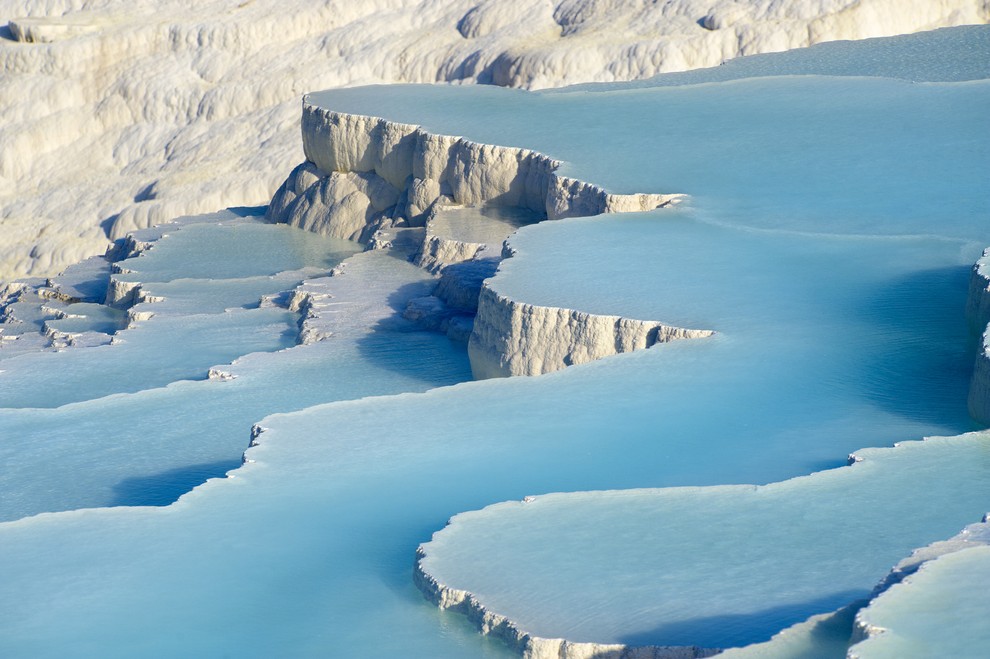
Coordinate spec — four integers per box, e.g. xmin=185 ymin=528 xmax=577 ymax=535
xmin=548 ymin=176 xmax=682 ymax=220
xmin=268 ymin=162 xmax=402 ymax=242
xmin=965 ymin=250 xmax=990 ymax=423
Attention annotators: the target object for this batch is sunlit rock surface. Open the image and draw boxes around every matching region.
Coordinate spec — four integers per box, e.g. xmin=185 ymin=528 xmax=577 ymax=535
xmin=2 ymin=0 xmax=989 ymax=281
xmin=468 ymin=283 xmax=713 ymax=377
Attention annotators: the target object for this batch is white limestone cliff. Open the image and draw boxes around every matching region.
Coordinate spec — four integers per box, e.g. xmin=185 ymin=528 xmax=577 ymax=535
xmin=283 ymin=102 xmax=686 ymax=222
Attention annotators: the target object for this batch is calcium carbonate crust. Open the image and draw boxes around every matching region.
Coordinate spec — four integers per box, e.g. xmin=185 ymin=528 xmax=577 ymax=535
xmin=0 ymin=215 xmax=199 ymax=353
xmin=266 ymin=100 xmax=708 ymax=377
xmin=413 ymin=549 xmax=720 ymax=659
xmin=414 ymin=513 xmax=990 ymax=659
xmin=102 ymin=216 xmax=219 ymax=314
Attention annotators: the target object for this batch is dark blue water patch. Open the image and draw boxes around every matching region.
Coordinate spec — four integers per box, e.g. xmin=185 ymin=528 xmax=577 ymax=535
xmin=852 ymin=265 xmax=977 ymax=426
xmin=110 ymin=460 xmax=242 ymax=507
xmin=617 ymin=590 xmax=867 ymax=650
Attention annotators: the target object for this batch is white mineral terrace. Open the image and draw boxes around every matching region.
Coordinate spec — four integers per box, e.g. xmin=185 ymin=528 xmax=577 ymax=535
xmin=1 ymin=18 xmax=989 ymax=659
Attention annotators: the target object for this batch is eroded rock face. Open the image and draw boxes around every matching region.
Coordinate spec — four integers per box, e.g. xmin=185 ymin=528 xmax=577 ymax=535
xmin=547 ymin=176 xmax=682 ymax=220
xmin=283 ymin=100 xmax=687 ymax=225
xmin=468 ymin=285 xmax=713 ymax=378
xmin=435 ymin=259 xmax=500 ymax=313
xmin=968 ymin=337 xmax=990 ymax=424
xmin=268 ymin=103 xmax=702 ymax=377
xmin=415 ymin=234 xmax=485 ymax=274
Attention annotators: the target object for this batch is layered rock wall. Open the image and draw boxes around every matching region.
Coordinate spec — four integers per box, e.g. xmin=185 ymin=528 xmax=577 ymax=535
xmin=469 ymin=286 xmax=713 ymax=378
xmin=5 ymin=4 xmax=988 ymax=283
xmin=268 ymin=101 xmax=695 ymax=377
xmin=270 ymin=100 xmax=684 ymax=230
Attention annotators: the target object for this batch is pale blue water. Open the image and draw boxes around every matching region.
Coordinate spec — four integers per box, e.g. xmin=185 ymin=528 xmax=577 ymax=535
xmin=312 ymin=80 xmax=990 ymax=240
xmin=44 ymin=302 xmax=128 ymax=335
xmin=0 ymin=216 xmax=470 ymax=521
xmin=420 ymin=433 xmax=990 ymax=647
xmin=0 ymin=26 xmax=987 ymax=658
xmin=850 ymin=544 xmax=990 ymax=658
xmin=115 ymin=220 xmax=357 ymax=281
xmin=0 ymin=217 xmax=366 ymax=409
xmin=0 ymin=307 xmax=299 ymax=408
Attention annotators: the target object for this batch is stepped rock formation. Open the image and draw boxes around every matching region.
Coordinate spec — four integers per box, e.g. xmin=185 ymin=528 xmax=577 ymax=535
xmin=268 ymin=99 xmax=708 ymax=375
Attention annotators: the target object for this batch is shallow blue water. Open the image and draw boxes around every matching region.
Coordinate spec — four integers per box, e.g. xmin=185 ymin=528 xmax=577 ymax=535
xmin=0 ymin=218 xmax=470 ymax=521
xmin=314 ymin=78 xmax=990 ymax=240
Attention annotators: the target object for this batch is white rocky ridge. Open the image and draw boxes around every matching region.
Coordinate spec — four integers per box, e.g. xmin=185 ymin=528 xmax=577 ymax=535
xmin=3 ymin=0 xmax=989 ymax=282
